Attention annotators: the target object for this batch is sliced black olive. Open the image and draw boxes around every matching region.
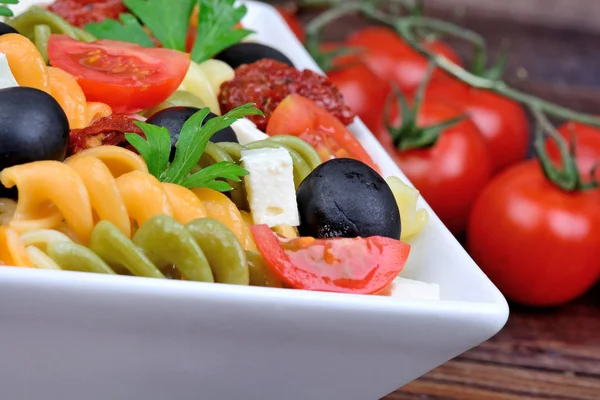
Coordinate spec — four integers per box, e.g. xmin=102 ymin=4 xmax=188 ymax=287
xmin=296 ymin=158 xmax=401 ymax=240
xmin=214 ymin=42 xmax=293 ymax=69
xmin=146 ymin=106 xmax=238 ymax=160
xmin=0 ymin=22 xmax=18 ymax=36
xmin=0 ymin=87 xmax=70 ymax=199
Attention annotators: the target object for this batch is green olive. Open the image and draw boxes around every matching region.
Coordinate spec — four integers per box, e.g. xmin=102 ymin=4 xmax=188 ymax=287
xmin=46 ymin=241 xmax=116 ymax=275
xmin=133 ymin=215 xmax=214 ymax=282
xmin=89 ymin=221 xmax=165 ymax=279
xmin=185 ymin=218 xmax=249 ymax=285
xmin=246 ymin=251 xmax=283 ymax=288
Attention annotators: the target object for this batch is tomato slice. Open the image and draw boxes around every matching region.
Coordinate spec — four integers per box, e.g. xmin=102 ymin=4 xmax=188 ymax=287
xmin=47 ymin=35 xmax=190 ymax=114
xmin=250 ymin=225 xmax=410 ymax=294
xmin=266 ymin=94 xmax=380 ymax=173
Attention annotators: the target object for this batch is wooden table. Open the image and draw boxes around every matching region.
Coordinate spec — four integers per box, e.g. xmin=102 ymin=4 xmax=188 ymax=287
xmin=274 ymin=1 xmax=600 ymax=398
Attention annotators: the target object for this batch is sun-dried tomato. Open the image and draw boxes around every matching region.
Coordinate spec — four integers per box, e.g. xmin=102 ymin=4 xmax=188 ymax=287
xmin=68 ymin=114 xmax=144 ymax=156
xmin=48 ymin=0 xmax=126 ymax=28
xmin=219 ymin=59 xmax=356 ymax=131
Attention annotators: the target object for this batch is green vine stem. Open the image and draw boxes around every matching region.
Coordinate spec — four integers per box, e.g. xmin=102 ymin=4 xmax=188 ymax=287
xmin=303 ymin=0 xmax=600 ymax=128
xmin=531 ymin=107 xmax=598 ymax=191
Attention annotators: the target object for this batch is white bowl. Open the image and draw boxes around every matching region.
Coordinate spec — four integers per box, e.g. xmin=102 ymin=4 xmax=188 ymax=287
xmin=0 ymin=2 xmax=509 ymax=399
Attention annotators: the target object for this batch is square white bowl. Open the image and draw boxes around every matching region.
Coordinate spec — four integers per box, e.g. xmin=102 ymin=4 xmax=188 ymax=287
xmin=0 ymin=2 xmax=509 ymax=399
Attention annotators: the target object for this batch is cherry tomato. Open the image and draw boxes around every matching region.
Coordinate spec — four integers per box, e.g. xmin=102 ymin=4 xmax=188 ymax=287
xmin=48 ymin=35 xmax=190 ymax=114
xmin=546 ymin=121 xmax=600 ymax=181
xmin=250 ymin=224 xmax=411 ymax=294
xmin=345 ymin=26 xmax=461 ymax=96
xmin=266 ymin=94 xmax=380 ymax=173
xmin=321 ymin=43 xmax=390 ymax=132
xmin=425 ymin=79 xmax=530 ymax=173
xmin=467 ymin=160 xmax=600 ymax=307
xmin=375 ymin=98 xmax=492 ymax=234
xmin=275 ymin=6 xmax=305 ymax=43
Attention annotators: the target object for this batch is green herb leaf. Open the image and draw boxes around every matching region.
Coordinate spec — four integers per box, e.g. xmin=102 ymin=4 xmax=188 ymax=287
xmin=0 ymin=0 xmax=18 ymax=18
xmin=85 ymin=13 xmax=155 ymax=48
xmin=191 ymin=0 xmax=253 ymax=64
xmin=163 ymin=103 xmax=263 ymax=184
xmin=181 ymin=161 xmax=249 ymax=190
xmin=125 ymin=122 xmax=171 ymax=178
xmin=123 ymin=0 xmax=195 ymax=51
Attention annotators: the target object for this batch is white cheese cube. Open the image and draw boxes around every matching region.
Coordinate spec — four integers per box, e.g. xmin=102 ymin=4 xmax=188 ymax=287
xmin=0 ymin=53 xmax=18 ymax=90
xmin=241 ymin=147 xmax=299 ymax=227
xmin=231 ymin=118 xmax=269 ymax=145
xmin=390 ymin=277 xmax=440 ymax=301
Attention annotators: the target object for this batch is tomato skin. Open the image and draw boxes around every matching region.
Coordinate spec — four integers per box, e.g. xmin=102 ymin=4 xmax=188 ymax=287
xmin=375 ymin=99 xmax=492 ymax=234
xmin=275 ymin=6 xmax=305 ymax=43
xmin=345 ymin=26 xmax=461 ymax=95
xmin=250 ymin=225 xmax=411 ymax=294
xmin=267 ymin=94 xmax=380 ymax=173
xmin=322 ymin=43 xmax=390 ymax=131
xmin=47 ymin=35 xmax=190 ymax=114
xmin=547 ymin=121 xmax=600 ymax=181
xmin=425 ymin=79 xmax=530 ymax=173
xmin=467 ymin=160 xmax=600 ymax=307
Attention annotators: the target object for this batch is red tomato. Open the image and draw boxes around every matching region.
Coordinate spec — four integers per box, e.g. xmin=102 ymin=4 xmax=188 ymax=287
xmin=266 ymin=94 xmax=380 ymax=173
xmin=48 ymin=0 xmax=126 ymax=28
xmin=425 ymin=79 xmax=530 ymax=173
xmin=345 ymin=26 xmax=461 ymax=96
xmin=547 ymin=121 xmax=600 ymax=181
xmin=275 ymin=6 xmax=305 ymax=43
xmin=467 ymin=160 xmax=600 ymax=307
xmin=321 ymin=43 xmax=390 ymax=132
xmin=250 ymin=225 xmax=411 ymax=294
xmin=375 ymin=98 xmax=492 ymax=234
xmin=48 ymin=35 xmax=190 ymax=114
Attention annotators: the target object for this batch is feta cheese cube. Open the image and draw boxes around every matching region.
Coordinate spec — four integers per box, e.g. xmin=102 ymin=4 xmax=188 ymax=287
xmin=0 ymin=53 xmax=18 ymax=90
xmin=240 ymin=147 xmax=299 ymax=227
xmin=231 ymin=118 xmax=269 ymax=145
xmin=390 ymin=277 xmax=440 ymax=301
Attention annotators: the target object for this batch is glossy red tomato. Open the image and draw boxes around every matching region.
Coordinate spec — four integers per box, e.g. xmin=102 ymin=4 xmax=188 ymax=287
xmin=375 ymin=98 xmax=492 ymax=234
xmin=345 ymin=26 xmax=461 ymax=95
xmin=321 ymin=43 xmax=390 ymax=132
xmin=425 ymin=79 xmax=530 ymax=173
xmin=48 ymin=35 xmax=190 ymax=114
xmin=267 ymin=94 xmax=380 ymax=173
xmin=547 ymin=121 xmax=600 ymax=181
xmin=467 ymin=160 xmax=600 ymax=307
xmin=250 ymin=225 xmax=411 ymax=294
xmin=275 ymin=6 xmax=305 ymax=43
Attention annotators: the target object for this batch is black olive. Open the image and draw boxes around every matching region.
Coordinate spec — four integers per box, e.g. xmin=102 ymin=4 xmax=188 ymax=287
xmin=214 ymin=42 xmax=293 ymax=69
xmin=146 ymin=106 xmax=238 ymax=161
xmin=0 ymin=87 xmax=70 ymax=199
xmin=0 ymin=22 xmax=18 ymax=36
xmin=296 ymin=158 xmax=401 ymax=240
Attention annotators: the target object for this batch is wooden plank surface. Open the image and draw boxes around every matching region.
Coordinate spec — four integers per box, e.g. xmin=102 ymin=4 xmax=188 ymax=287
xmin=271 ymin=1 xmax=600 ymax=398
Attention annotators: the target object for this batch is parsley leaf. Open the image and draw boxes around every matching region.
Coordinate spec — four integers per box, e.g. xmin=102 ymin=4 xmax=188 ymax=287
xmin=126 ymin=104 xmax=264 ymax=192
xmin=0 ymin=0 xmax=18 ymax=18
xmin=191 ymin=0 xmax=253 ymax=63
xmin=123 ymin=0 xmax=195 ymax=51
xmin=85 ymin=13 xmax=155 ymax=48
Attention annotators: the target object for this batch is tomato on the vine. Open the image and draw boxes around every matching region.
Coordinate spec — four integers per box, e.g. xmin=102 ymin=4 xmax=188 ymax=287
xmin=250 ymin=224 xmax=411 ymax=294
xmin=425 ymin=79 xmax=530 ymax=173
xmin=345 ymin=26 xmax=461 ymax=95
xmin=467 ymin=160 xmax=600 ymax=307
xmin=275 ymin=6 xmax=306 ymax=43
xmin=375 ymin=96 xmax=492 ymax=235
xmin=547 ymin=121 xmax=600 ymax=181
xmin=320 ymin=43 xmax=390 ymax=131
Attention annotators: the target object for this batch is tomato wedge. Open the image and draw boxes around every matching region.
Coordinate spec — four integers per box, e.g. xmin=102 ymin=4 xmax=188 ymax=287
xmin=48 ymin=35 xmax=190 ymax=114
xmin=250 ymin=225 xmax=410 ymax=294
xmin=266 ymin=94 xmax=380 ymax=173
